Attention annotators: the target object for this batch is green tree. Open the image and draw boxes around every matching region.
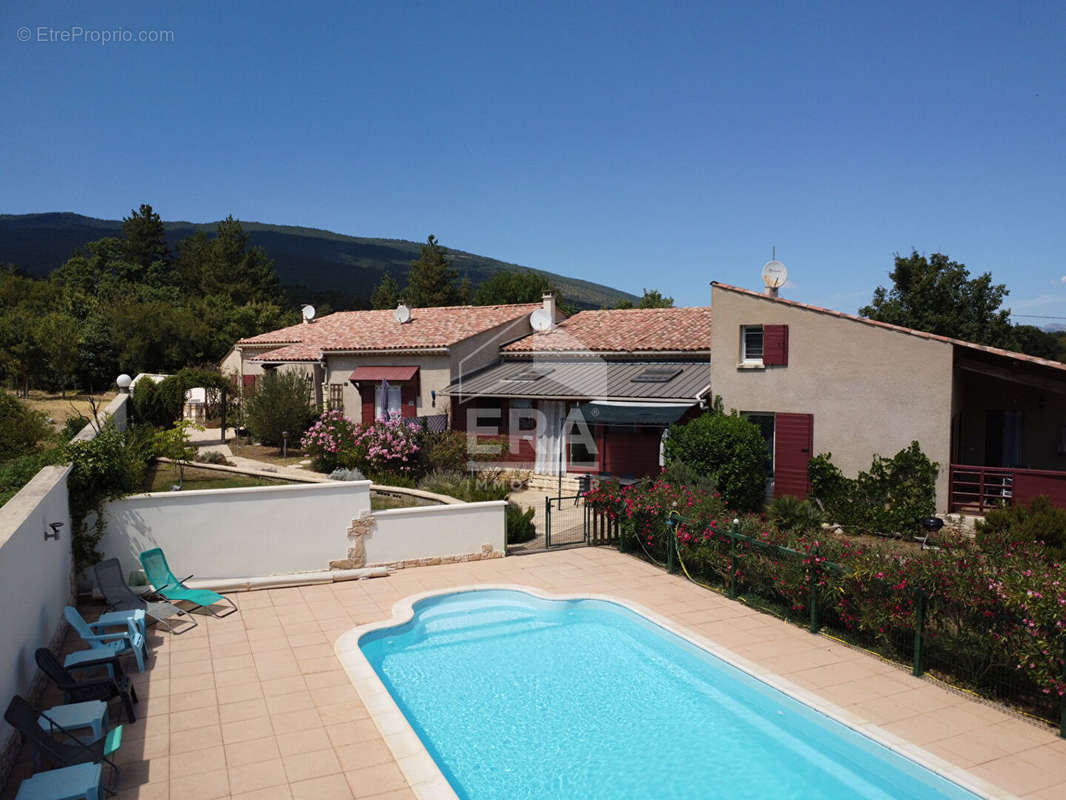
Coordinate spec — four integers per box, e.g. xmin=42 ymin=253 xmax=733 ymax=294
xmin=472 ymin=269 xmax=570 ymax=312
xmin=371 ymin=271 xmax=401 ymax=309
xmin=176 ymin=217 xmax=283 ymax=305
xmin=860 ymin=251 xmax=1014 ymax=347
xmin=243 ymin=370 xmax=316 ymax=446
xmin=663 ymin=412 xmax=769 ymax=512
xmin=151 ymin=419 xmax=202 ymax=488
xmin=35 ymin=312 xmax=82 ymax=393
xmin=122 ymin=203 xmax=169 ymax=273
xmin=0 ymin=392 xmax=54 ymax=457
xmin=405 ymin=235 xmax=463 ymax=307
xmin=615 ymin=288 xmax=674 ymax=309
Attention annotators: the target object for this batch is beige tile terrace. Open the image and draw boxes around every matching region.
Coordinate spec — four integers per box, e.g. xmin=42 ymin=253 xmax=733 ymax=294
xmin=4 ymin=547 xmax=1064 ymax=799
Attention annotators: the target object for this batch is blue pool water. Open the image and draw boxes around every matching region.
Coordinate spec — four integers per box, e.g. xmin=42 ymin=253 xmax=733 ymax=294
xmin=359 ymin=589 xmax=981 ymax=800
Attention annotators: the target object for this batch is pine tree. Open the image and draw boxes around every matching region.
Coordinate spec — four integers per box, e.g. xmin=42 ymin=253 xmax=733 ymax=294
xmin=404 ymin=235 xmax=464 ymax=307
xmin=122 ymin=203 xmax=169 ymax=272
xmin=371 ymin=271 xmax=401 ymax=309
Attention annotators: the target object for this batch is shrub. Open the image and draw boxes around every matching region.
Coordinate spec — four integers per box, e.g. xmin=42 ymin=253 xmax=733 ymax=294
xmin=65 ymin=425 xmax=151 ymax=569
xmin=62 ymin=414 xmax=92 ymax=441
xmin=808 ymin=443 xmax=937 ymax=536
xmin=130 ymin=377 xmax=177 ymax=428
xmin=420 ymin=430 xmax=469 ymax=473
xmin=0 ymin=449 xmax=65 ymax=507
xmin=194 ymin=450 xmax=230 ymax=465
xmin=663 ymin=413 xmax=769 ymax=512
xmin=243 ymin=371 xmax=316 ymax=447
xmin=354 ymin=417 xmax=422 ymax=479
xmin=0 ymin=392 xmax=54 ymax=457
xmin=767 ymin=495 xmax=822 ymax=533
xmin=506 ymin=501 xmax=536 ymax=544
xmin=418 ymin=469 xmax=509 ymax=502
xmin=301 ymin=410 xmax=362 ymax=473
xmin=977 ymin=496 xmax=1066 ymax=561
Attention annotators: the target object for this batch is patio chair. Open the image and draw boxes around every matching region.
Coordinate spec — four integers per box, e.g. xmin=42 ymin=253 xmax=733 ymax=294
xmin=63 ymin=607 xmax=146 ymax=673
xmin=36 ymin=649 xmax=137 ymax=724
xmin=138 ymin=548 xmax=237 ymax=618
xmin=93 ymin=558 xmax=197 ymax=634
xmin=4 ymin=696 xmax=119 ymax=795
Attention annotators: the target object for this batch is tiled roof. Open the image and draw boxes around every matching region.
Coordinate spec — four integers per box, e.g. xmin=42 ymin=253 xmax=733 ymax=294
xmin=502 ymin=307 xmax=712 ymax=353
xmin=712 ymin=282 xmax=1066 ymax=373
xmin=241 ymin=303 xmax=541 ymax=360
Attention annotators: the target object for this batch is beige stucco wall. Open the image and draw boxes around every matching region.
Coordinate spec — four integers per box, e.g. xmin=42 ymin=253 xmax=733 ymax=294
xmin=324 ymin=353 xmax=452 ymax=420
xmin=448 ymin=315 xmax=537 ymax=379
xmin=710 ymin=285 xmax=955 ymax=509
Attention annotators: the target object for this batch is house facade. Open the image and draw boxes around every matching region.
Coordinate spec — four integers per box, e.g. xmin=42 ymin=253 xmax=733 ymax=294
xmin=225 ymin=301 xmax=552 ymax=426
xmin=710 ymin=282 xmax=1066 ymax=511
xmin=441 ymin=307 xmax=713 ymax=480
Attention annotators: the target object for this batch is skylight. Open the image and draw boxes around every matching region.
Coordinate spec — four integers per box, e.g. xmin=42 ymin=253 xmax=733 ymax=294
xmin=507 ymin=367 xmax=554 ymax=381
xmin=631 ymin=366 xmax=682 ymax=383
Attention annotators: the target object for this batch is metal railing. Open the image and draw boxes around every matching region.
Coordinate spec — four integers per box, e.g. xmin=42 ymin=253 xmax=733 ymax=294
xmin=599 ymin=509 xmax=1066 ymax=737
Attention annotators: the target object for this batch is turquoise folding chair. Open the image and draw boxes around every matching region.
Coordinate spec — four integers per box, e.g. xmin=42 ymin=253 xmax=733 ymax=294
xmin=138 ymin=548 xmax=237 ymax=618
xmin=63 ymin=607 xmax=146 ymax=673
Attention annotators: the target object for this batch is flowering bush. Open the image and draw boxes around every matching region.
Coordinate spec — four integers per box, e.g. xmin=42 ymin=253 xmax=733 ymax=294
xmin=354 ymin=416 xmax=421 ymax=481
xmin=587 ymin=477 xmax=1066 ymax=722
xmin=301 ymin=410 xmax=361 ymax=473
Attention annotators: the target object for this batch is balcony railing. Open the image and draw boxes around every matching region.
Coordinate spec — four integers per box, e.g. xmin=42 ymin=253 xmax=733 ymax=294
xmin=949 ymin=464 xmax=1066 ymax=513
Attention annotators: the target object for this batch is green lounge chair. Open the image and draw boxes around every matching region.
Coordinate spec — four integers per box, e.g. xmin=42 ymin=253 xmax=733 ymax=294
xmin=138 ymin=548 xmax=237 ymax=618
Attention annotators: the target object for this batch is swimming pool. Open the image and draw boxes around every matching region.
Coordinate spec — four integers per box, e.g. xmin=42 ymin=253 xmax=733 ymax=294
xmin=350 ymin=588 xmax=986 ymax=799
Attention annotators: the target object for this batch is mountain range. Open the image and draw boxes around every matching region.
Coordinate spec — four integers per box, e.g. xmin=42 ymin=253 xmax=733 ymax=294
xmin=0 ymin=212 xmax=637 ymax=311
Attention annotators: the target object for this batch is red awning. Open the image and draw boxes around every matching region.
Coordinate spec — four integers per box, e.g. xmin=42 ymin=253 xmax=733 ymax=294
xmin=349 ymin=365 xmax=419 ymax=382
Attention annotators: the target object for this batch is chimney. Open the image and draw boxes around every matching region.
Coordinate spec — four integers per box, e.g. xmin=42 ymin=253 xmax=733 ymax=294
xmin=542 ymin=292 xmax=556 ymax=324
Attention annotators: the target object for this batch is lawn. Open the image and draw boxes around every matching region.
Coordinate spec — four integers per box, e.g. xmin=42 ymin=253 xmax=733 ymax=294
xmin=142 ymin=462 xmax=295 ymax=492
xmin=370 ymin=490 xmax=437 ymax=511
xmin=4 ymin=389 xmax=117 ymax=431
xmin=228 ymin=441 xmax=308 ymax=468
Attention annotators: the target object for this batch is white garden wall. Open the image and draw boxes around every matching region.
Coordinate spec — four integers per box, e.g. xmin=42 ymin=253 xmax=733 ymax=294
xmin=368 ymin=501 xmax=506 ymax=565
xmin=98 ymin=481 xmax=372 ymax=579
xmin=0 ymin=468 xmax=73 ymax=755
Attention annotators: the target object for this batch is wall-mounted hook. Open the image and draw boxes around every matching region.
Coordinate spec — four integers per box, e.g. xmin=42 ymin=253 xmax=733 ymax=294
xmin=45 ymin=522 xmax=63 ymax=542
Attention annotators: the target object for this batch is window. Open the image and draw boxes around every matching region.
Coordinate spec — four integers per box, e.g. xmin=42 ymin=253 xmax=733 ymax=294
xmin=742 ymin=412 xmax=775 ymax=475
xmin=741 ymin=326 xmax=764 ymax=363
xmin=509 ymin=398 xmax=537 ymax=431
xmin=506 ymin=367 xmax=554 ymax=382
xmin=328 ymin=384 xmax=344 ymax=411
xmin=631 ymin=366 xmax=682 ymax=383
xmin=374 ymin=382 xmax=402 ymax=420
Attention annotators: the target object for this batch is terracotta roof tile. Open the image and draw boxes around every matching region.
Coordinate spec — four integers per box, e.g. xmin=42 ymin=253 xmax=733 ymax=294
xmin=241 ymin=303 xmax=540 ymax=360
xmin=712 ymin=282 xmax=1066 ymax=373
xmin=502 ymin=307 xmax=712 ymax=353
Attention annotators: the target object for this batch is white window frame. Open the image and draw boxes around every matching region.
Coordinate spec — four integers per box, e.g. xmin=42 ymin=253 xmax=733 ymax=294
xmin=741 ymin=325 xmax=764 ymax=365
xmin=374 ymin=382 xmax=402 ymax=420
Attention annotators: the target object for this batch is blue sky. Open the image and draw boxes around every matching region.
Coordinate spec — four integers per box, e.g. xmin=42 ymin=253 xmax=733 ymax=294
xmin=3 ymin=1 xmax=1064 ymax=320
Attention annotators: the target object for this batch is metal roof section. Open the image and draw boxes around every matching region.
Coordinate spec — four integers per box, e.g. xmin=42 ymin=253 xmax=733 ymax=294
xmin=440 ymin=359 xmax=710 ymax=401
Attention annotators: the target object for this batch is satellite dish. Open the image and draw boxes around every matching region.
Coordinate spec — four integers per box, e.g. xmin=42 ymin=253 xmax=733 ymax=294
xmin=761 ymin=260 xmax=788 ymax=289
xmin=394 ymin=304 xmax=412 ymax=324
xmin=301 ymin=304 xmax=316 ymax=322
xmin=529 ymin=308 xmax=553 ymax=332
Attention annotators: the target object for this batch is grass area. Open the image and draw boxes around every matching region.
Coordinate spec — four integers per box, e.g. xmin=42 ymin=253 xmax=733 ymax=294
xmin=4 ymin=389 xmax=118 ymax=431
xmin=143 ymin=462 xmax=294 ymax=492
xmin=228 ymin=441 xmax=308 ymax=467
xmin=370 ymin=490 xmax=437 ymax=510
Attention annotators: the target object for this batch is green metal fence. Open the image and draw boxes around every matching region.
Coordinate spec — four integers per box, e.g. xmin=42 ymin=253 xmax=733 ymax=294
xmin=594 ymin=507 xmax=1066 ymax=738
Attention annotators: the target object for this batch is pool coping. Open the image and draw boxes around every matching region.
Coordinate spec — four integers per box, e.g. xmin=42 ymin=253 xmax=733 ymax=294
xmin=333 ymin=583 xmax=1017 ymax=800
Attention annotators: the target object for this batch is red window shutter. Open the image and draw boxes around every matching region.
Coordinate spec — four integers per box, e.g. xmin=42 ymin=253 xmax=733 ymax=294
xmin=242 ymin=375 xmax=257 ymax=387
xmin=361 ymin=384 xmax=375 ymax=426
xmin=763 ymin=325 xmax=789 ymax=366
xmin=401 ymin=382 xmax=417 ymax=419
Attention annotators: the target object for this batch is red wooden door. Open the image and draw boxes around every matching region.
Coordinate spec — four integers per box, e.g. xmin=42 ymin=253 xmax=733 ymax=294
xmin=774 ymin=413 xmax=813 ymax=499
